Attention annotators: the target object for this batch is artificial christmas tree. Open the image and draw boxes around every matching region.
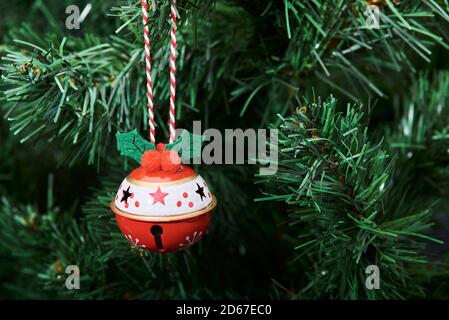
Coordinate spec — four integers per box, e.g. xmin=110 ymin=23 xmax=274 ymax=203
xmin=1 ymin=0 xmax=449 ymax=300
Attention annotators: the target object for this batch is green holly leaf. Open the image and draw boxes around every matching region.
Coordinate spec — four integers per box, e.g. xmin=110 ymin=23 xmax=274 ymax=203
xmin=116 ymin=129 xmax=155 ymax=163
xmin=166 ymin=129 xmax=205 ymax=163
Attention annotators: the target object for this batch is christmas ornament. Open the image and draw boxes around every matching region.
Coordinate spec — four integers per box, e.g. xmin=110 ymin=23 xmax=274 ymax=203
xmin=110 ymin=0 xmax=217 ymax=253
xmin=111 ymin=144 xmax=217 ymax=252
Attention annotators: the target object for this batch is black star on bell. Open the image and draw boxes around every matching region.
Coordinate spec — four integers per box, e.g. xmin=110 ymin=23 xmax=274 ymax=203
xmin=121 ymin=186 xmax=132 ymax=204
xmin=195 ymin=183 xmax=206 ymax=201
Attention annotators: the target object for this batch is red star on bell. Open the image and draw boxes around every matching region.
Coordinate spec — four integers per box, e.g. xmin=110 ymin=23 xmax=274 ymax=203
xmin=149 ymin=187 xmax=169 ymax=205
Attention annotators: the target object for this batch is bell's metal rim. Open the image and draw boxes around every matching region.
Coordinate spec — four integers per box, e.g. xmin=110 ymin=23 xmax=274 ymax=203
xmin=110 ymin=195 xmax=217 ymax=222
xmin=126 ymin=173 xmax=199 ymax=187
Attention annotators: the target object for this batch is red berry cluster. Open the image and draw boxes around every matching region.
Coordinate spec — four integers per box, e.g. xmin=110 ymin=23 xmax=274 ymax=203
xmin=141 ymin=143 xmax=182 ymax=173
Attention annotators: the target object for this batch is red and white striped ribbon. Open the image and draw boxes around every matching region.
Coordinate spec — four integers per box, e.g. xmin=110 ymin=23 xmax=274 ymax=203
xmin=141 ymin=0 xmax=177 ymax=144
xmin=141 ymin=0 xmax=155 ymax=144
xmin=169 ymin=0 xmax=177 ymax=143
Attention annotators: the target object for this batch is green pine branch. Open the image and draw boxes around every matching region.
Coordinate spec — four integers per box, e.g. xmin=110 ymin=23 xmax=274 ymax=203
xmin=2 ymin=1 xmax=449 ymax=167
xmin=256 ymin=96 xmax=442 ymax=299
xmin=386 ymin=71 xmax=449 ymax=200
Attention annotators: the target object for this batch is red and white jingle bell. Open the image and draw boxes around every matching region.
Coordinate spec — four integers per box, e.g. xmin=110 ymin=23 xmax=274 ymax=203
xmin=110 ymin=149 xmax=217 ymax=253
